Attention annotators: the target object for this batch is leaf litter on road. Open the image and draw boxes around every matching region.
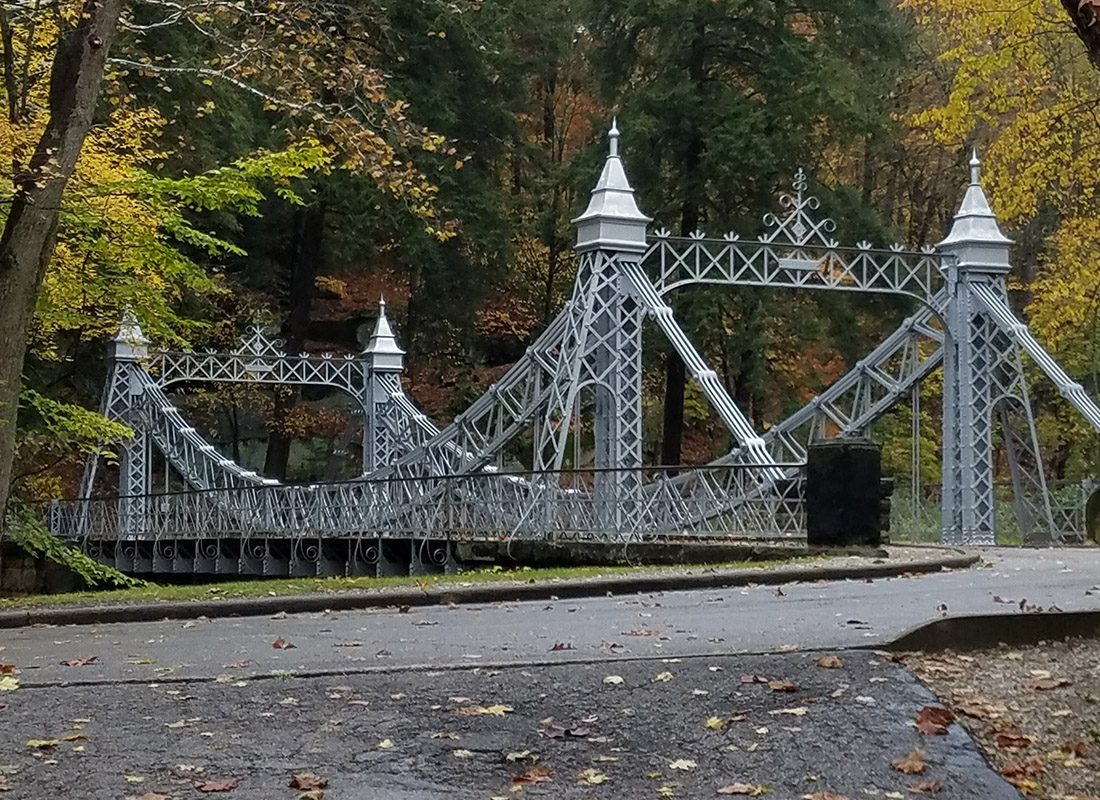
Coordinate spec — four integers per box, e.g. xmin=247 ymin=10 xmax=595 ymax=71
xmin=512 ymin=766 xmax=552 ymax=785
xmin=915 ymin=706 xmax=954 ymax=735
xmin=193 ymin=777 xmax=238 ymax=793
xmin=891 ymin=748 xmax=927 ymax=775
xmin=717 ymin=783 xmax=770 ymax=795
xmin=59 ymin=657 xmax=97 ymax=667
xmin=456 ymin=704 xmax=513 ymax=716
xmin=288 ymin=773 xmax=327 ymax=790
xmin=576 ymin=768 xmax=608 ymax=785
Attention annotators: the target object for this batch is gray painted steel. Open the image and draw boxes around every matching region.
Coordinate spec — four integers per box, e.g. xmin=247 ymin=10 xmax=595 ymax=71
xmin=51 ymin=128 xmax=1100 ymax=570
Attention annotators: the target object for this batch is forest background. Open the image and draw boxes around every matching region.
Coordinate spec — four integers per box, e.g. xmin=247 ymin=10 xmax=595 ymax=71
xmin=3 ymin=0 xmax=1100 ymax=518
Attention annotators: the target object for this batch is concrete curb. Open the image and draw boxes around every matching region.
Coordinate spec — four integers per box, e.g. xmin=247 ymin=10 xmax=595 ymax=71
xmin=885 ymin=609 xmax=1100 ymax=652
xmin=0 ymin=548 xmax=978 ymax=629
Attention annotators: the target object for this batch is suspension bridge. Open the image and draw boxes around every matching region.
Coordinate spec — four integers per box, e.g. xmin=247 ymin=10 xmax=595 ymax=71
xmin=46 ymin=123 xmax=1100 ymax=575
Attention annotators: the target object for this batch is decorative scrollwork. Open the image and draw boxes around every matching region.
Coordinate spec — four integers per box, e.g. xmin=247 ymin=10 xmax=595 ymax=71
xmin=355 ymin=539 xmax=381 ymax=565
xmin=237 ymin=325 xmax=286 ymax=358
xmin=761 ymin=168 xmax=838 ymax=247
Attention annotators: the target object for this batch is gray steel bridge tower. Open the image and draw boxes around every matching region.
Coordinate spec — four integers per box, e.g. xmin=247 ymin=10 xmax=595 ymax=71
xmin=938 ymin=155 xmax=1053 ymax=545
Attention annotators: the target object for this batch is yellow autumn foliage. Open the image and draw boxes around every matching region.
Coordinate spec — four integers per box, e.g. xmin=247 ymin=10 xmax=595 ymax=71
xmin=903 ymin=0 xmax=1100 ymax=364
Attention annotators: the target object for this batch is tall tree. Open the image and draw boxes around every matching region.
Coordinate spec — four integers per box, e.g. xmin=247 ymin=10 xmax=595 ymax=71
xmin=0 ymin=0 xmax=126 ymax=545
xmin=588 ymin=0 xmax=904 ymax=463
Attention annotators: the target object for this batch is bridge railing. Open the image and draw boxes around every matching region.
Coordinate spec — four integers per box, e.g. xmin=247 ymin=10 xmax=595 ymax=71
xmin=889 ymin=478 xmax=1094 ymax=543
xmin=45 ymin=463 xmax=806 ymax=545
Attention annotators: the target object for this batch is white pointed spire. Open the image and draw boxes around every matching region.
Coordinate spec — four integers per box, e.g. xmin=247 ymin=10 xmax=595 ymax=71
xmin=363 ymin=296 xmax=405 ymax=372
xmin=937 ymin=148 xmax=1011 ymax=273
xmin=573 ymin=119 xmax=651 ymax=253
xmin=111 ymin=308 xmax=150 ymax=361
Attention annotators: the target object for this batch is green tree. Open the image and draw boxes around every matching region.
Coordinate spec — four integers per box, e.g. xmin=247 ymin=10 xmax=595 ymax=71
xmin=588 ymin=0 xmax=907 ymax=463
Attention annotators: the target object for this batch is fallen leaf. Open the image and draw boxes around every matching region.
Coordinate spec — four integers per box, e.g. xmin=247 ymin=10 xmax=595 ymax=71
xmin=124 ymin=776 xmax=145 ymax=784
xmin=452 ymin=749 xmax=475 ymax=758
xmin=956 ymin=699 xmax=1002 ymax=720
xmin=1001 ymin=757 xmax=1045 ymax=791
xmin=193 ymin=778 xmax=238 ymax=793
xmin=891 ymin=749 xmax=926 ymax=775
xmin=704 ymin=716 xmax=725 ymax=731
xmin=0 ymin=677 xmax=17 ymax=692
xmin=908 ymin=780 xmax=941 ymax=794
xmin=432 ymin=732 xmax=459 ymax=740
xmin=577 ymin=768 xmax=608 ymax=785
xmin=815 ymin=656 xmax=843 ymax=669
xmin=377 ymin=739 xmax=394 ymax=749
xmin=456 ymin=704 xmax=513 ymax=716
xmin=654 ymin=671 xmax=674 ymax=683
xmin=669 ymin=759 xmax=697 ymax=771
xmin=512 ymin=766 xmax=552 ymax=785
xmin=603 ymin=675 xmax=624 ymax=685
xmin=288 ymin=773 xmax=327 ymax=790
xmin=550 ymin=642 xmax=574 ymax=651
xmin=768 ymin=680 xmax=798 ymax=692
xmin=658 ymin=785 xmax=676 ymax=798
xmin=505 ymin=750 xmax=532 ymax=762
xmin=25 ymin=739 xmax=60 ymax=750
xmin=992 ymin=724 xmax=1033 ymax=750
xmin=915 ymin=706 xmax=954 ymax=736
xmin=272 ymin=638 xmax=296 ymax=650
xmin=804 ymin=792 xmax=848 ymax=800
xmin=1060 ymin=739 xmax=1088 ymax=757
xmin=592 ymin=755 xmax=619 ymax=763
xmin=739 ymin=675 xmax=767 ymax=684
xmin=769 ymin=707 xmax=808 ymax=716
xmin=297 ymin=791 xmax=324 ymax=800
xmin=1025 ymin=678 xmax=1071 ymax=691
xmin=59 ymin=657 xmax=98 ymax=667
xmin=718 ymin=783 xmax=771 ymax=795
xmin=539 ymin=722 xmax=590 ymax=739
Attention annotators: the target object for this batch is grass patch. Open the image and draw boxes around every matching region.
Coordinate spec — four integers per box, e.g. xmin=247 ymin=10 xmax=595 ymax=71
xmin=0 ymin=555 xmax=820 ymax=610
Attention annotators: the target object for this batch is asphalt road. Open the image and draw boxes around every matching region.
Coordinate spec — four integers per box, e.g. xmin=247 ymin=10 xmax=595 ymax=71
xmin=5 ymin=547 xmax=1094 ymax=799
xmin=1 ymin=650 xmax=1020 ymax=800
xmin=2 ymin=547 xmax=1098 ymax=687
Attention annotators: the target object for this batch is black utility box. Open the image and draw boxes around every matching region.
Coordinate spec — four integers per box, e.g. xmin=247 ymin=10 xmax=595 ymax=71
xmin=805 ymin=438 xmax=885 ymax=546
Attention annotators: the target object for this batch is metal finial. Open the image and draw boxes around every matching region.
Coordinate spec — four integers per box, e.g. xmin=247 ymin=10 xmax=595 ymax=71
xmin=969 ymin=149 xmax=981 ymax=185
xmin=608 ymin=117 xmax=620 ymax=158
xmin=379 ymin=295 xmax=387 ymax=314
xmin=793 ymin=168 xmax=808 ymax=198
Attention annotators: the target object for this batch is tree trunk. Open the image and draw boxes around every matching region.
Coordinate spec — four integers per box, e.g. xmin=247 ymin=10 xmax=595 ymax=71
xmin=264 ymin=202 xmax=325 ymax=480
xmin=660 ymin=20 xmax=706 ymax=467
xmin=1061 ymin=0 xmax=1100 ymax=71
xmin=0 ymin=0 xmax=126 ymax=551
